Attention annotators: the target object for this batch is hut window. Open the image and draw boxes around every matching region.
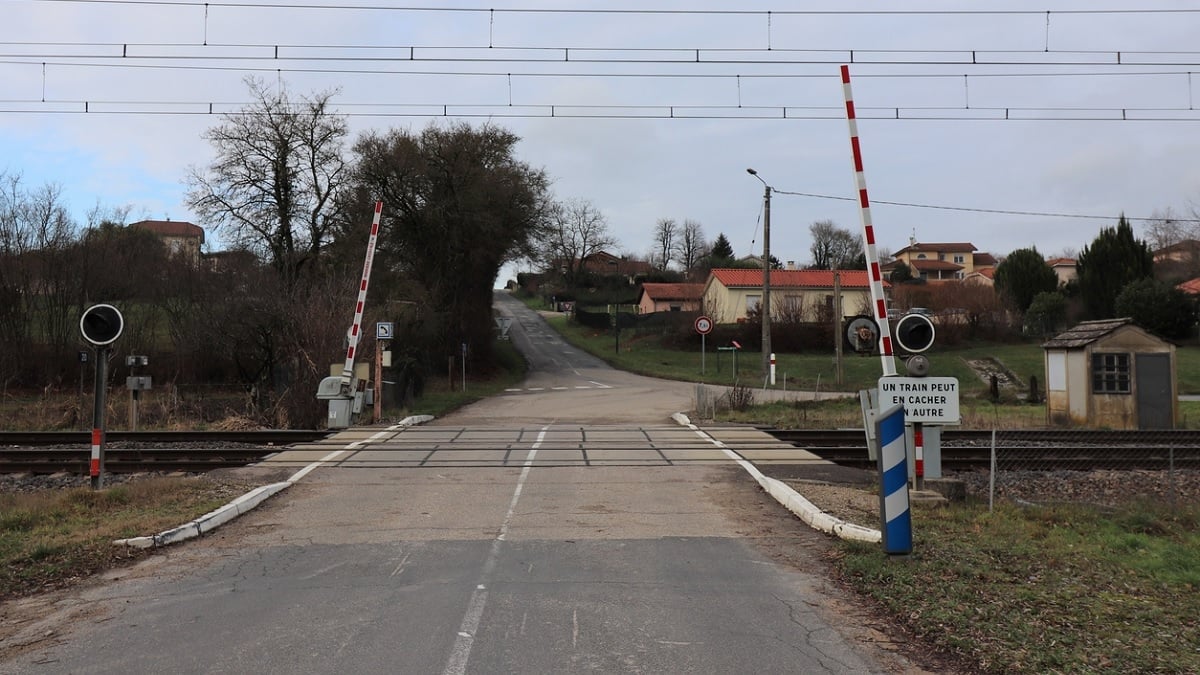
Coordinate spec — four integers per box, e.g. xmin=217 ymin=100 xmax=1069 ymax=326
xmin=1091 ymin=353 xmax=1130 ymax=394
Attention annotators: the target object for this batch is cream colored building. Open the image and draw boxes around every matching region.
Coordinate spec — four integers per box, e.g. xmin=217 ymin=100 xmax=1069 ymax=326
xmin=887 ymin=241 xmax=996 ymax=282
xmin=636 ymin=283 xmax=704 ymax=314
xmin=131 ymin=220 xmax=205 ymax=266
xmin=701 ymin=268 xmax=884 ymax=323
xmin=1042 ymin=318 xmax=1176 ymax=429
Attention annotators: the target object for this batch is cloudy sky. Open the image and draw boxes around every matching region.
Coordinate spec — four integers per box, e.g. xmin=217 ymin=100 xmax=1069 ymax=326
xmin=3 ymin=1 xmax=1199 ymax=285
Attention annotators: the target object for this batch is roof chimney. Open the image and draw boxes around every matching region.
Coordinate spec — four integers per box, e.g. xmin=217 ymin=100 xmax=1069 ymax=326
xmin=786 ymin=260 xmax=796 ymax=270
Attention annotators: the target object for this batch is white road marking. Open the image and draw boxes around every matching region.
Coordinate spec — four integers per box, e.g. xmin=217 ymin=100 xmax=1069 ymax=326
xmin=443 ymin=424 xmax=551 ymax=675
xmin=390 ymin=552 xmax=411 ymax=578
xmin=572 ymin=609 xmax=579 ymax=649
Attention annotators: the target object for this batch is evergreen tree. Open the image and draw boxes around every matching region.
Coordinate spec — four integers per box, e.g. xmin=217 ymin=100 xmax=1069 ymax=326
xmin=1114 ymin=278 xmax=1197 ymax=339
xmin=709 ymin=233 xmax=734 ymax=261
xmin=1024 ymin=291 xmax=1068 ymax=337
xmin=993 ymin=246 xmax=1058 ymax=313
xmin=889 ymin=261 xmax=913 ymax=283
xmin=1076 ymin=215 xmax=1154 ymax=319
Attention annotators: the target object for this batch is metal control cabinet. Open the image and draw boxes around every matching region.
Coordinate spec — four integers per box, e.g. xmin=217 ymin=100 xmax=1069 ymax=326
xmin=317 ymin=376 xmax=354 ymax=429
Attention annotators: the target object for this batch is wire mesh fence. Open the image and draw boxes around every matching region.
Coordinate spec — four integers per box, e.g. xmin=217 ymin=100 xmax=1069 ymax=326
xmin=965 ymin=429 xmax=1200 ymax=511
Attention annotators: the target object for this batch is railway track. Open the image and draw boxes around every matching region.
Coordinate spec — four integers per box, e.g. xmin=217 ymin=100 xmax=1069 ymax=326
xmin=0 ymin=430 xmax=328 ymax=474
xmin=765 ymin=428 xmax=1200 ymax=470
xmin=4 ymin=427 xmax=1199 ymax=474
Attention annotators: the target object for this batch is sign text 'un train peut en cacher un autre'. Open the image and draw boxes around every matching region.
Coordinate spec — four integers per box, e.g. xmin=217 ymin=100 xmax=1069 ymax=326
xmin=877 ymin=376 xmax=960 ymax=425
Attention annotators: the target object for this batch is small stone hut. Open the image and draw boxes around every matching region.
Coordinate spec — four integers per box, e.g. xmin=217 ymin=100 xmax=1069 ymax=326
xmin=1042 ymin=318 xmax=1176 ymax=429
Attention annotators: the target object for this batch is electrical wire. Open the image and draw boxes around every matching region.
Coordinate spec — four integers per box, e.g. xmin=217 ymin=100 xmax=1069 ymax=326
xmin=24 ymin=1 xmax=1200 ymax=17
xmin=770 ymin=187 xmax=1200 ymax=223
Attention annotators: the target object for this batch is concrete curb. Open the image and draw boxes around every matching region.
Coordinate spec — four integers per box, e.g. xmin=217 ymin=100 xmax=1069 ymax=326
xmin=671 ymin=412 xmax=881 ymax=544
xmin=115 ymin=415 xmax=436 ymax=549
xmin=117 ymin=482 xmax=292 ymax=549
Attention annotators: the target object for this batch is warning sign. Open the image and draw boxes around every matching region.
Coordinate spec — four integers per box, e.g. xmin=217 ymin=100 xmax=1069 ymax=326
xmin=877 ymin=376 xmax=960 ymax=424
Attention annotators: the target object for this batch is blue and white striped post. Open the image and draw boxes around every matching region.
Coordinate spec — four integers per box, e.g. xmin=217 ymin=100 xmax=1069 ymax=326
xmin=875 ymin=403 xmax=912 ymax=554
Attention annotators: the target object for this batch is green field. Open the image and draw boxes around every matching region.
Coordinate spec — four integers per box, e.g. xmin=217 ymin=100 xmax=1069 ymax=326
xmin=542 ymin=313 xmax=1200 ymax=396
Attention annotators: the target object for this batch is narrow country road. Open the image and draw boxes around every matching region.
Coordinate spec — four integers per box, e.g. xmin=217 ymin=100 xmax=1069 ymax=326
xmin=0 ymin=292 xmax=924 ymax=674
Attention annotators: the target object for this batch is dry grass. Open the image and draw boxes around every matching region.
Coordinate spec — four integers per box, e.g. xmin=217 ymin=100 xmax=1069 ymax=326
xmin=0 ymin=384 xmax=261 ymax=432
xmin=833 ymin=499 xmax=1200 ymax=673
xmin=0 ymin=475 xmax=254 ymax=599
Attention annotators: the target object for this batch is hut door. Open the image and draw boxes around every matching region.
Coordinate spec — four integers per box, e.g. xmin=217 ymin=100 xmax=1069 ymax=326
xmin=1135 ymin=353 xmax=1172 ymax=429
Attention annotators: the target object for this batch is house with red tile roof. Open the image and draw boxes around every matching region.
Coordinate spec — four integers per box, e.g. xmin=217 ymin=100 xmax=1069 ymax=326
xmin=701 ymin=268 xmax=886 ymax=323
xmin=636 ymin=283 xmax=704 ymax=314
xmin=1177 ymin=278 xmax=1200 ymax=296
xmin=1046 ymin=257 xmax=1077 ymax=286
xmin=131 ymin=220 xmax=205 ymax=265
xmin=884 ymin=241 xmax=996 ymax=282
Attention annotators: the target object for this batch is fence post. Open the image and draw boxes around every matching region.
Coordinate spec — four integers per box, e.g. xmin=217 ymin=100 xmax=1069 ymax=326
xmin=1170 ymin=445 xmax=1177 ymax=509
xmin=989 ymin=428 xmax=997 ymax=512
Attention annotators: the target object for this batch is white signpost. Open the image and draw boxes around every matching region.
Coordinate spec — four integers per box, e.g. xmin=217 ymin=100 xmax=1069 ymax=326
xmin=695 ymin=315 xmax=713 ymax=375
xmin=877 ymin=376 xmax=960 ymax=425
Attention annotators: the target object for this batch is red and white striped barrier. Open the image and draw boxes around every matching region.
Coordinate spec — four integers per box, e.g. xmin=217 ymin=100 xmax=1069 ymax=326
xmin=841 ymin=65 xmax=897 ymax=378
xmin=341 ymin=201 xmax=384 ymax=384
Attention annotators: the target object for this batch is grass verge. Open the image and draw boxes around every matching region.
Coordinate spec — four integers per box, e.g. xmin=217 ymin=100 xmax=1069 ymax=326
xmin=399 ymin=338 xmax=527 ymax=418
xmin=834 ymin=499 xmax=1200 ymax=673
xmin=0 ymin=475 xmax=253 ymax=600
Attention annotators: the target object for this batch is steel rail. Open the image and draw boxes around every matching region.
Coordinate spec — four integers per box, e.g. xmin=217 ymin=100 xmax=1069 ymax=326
xmin=0 ymin=429 xmax=328 ymax=446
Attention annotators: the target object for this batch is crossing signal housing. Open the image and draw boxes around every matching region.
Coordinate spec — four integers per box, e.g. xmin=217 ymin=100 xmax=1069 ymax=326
xmin=80 ymin=304 xmax=125 ymax=346
xmin=894 ymin=313 xmax=935 ymax=354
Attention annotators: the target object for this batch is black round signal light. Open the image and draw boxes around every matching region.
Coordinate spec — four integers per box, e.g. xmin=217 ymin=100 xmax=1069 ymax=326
xmin=894 ymin=313 xmax=935 ymax=354
xmin=80 ymin=304 xmax=125 ymax=346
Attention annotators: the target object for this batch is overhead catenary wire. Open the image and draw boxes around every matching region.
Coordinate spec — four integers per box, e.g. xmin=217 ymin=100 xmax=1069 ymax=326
xmin=24 ymin=1 xmax=1200 ymax=17
xmin=769 ymin=187 xmax=1200 ymax=224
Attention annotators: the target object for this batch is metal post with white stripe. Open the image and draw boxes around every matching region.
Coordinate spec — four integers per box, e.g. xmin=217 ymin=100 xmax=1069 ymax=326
xmin=875 ymin=403 xmax=913 ymax=554
xmin=841 ymin=64 xmax=896 ymax=378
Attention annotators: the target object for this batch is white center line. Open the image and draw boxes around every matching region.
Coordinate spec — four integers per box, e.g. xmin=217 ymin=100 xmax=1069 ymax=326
xmin=443 ymin=424 xmax=550 ymax=675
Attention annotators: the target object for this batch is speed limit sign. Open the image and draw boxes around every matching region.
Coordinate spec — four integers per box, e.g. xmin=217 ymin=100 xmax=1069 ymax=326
xmin=694 ymin=315 xmax=714 ymax=335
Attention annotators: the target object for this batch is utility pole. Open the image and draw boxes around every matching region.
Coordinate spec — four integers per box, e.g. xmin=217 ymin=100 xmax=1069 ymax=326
xmin=834 ymin=272 xmax=844 ymax=386
xmin=747 ymin=168 xmax=772 ymax=376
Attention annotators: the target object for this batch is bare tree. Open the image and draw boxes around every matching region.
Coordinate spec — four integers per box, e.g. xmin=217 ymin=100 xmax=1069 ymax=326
xmin=187 ymin=77 xmax=349 ymax=291
xmin=0 ymin=173 xmax=90 ymax=390
xmin=674 ymin=219 xmax=708 ymax=278
xmin=542 ymin=198 xmax=615 ymax=282
xmin=15 ymin=181 xmax=79 ymax=353
xmin=1143 ymin=207 xmax=1186 ymax=252
xmin=809 ymin=220 xmax=863 ymax=270
xmin=652 ymin=218 xmax=677 ymax=270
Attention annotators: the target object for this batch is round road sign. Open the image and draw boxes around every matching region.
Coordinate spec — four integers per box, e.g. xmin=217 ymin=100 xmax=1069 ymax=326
xmin=694 ymin=315 xmax=714 ymax=335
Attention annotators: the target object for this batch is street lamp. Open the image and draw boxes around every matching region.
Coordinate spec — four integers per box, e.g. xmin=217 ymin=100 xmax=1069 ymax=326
xmin=747 ymin=168 xmax=772 ymax=377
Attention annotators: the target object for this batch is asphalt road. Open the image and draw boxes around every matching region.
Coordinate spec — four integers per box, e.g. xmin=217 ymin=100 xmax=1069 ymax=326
xmin=0 ymin=292 xmax=920 ymax=674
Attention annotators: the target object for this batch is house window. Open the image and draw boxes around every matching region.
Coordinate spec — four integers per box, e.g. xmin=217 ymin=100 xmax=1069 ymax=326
xmin=1092 ymin=353 xmax=1130 ymax=394
xmin=746 ymin=295 xmax=761 ymax=312
xmin=953 ymin=254 xmax=965 ymax=264
xmin=669 ymin=304 xmax=682 ymax=312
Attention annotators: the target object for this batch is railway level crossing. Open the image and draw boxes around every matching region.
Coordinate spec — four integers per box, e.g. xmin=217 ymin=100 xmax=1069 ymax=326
xmin=262 ymin=424 xmax=825 ymax=469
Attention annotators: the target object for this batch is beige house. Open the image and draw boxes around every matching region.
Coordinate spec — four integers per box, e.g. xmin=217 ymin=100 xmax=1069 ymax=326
xmin=1042 ymin=318 xmax=1176 ymax=429
xmin=132 ymin=220 xmax=205 ymax=265
xmin=1046 ymin=257 xmax=1077 ymax=286
xmin=636 ymin=283 xmax=704 ymax=314
xmin=886 ymin=241 xmax=996 ymax=282
xmin=701 ymin=268 xmax=884 ymax=323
